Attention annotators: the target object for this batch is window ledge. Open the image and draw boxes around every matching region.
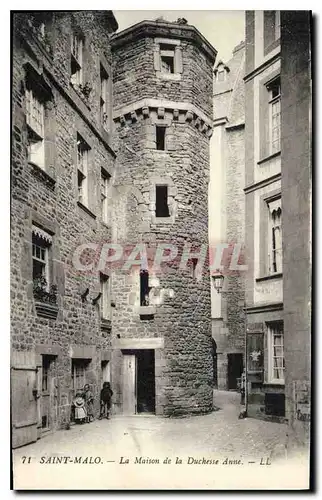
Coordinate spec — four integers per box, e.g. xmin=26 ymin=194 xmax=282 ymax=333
xmin=156 ymin=71 xmax=181 ymax=81
xmin=100 ymin=126 xmax=111 ymax=145
xmin=263 ymin=382 xmax=285 ymax=388
xmin=257 ymin=151 xmax=281 ymax=165
xmin=35 ymin=301 xmax=58 ymax=320
xmin=77 ymin=201 xmax=96 ymax=219
xmin=70 ymin=83 xmax=91 ymax=110
xmin=29 ymin=162 xmax=56 ymax=190
xmin=139 ymin=305 xmax=156 ymax=317
xmin=152 ymin=216 xmax=174 ymax=224
xmin=256 ymin=273 xmax=282 ymax=283
xmin=101 ymin=318 xmax=111 ymax=332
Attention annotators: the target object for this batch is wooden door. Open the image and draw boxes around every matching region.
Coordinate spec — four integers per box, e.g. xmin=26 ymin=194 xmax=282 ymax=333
xmin=122 ymin=354 xmax=137 ymax=415
xmin=11 ymin=351 xmax=41 ymax=448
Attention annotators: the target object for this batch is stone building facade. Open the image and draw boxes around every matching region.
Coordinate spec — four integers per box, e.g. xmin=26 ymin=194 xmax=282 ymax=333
xmin=210 ymin=41 xmax=246 ymax=390
xmin=281 ymin=11 xmax=311 ymax=445
xmin=11 ymin=10 xmax=118 ymax=448
xmin=244 ymin=11 xmax=311 ymax=427
xmin=110 ymin=20 xmax=216 ymax=417
xmin=11 ymin=12 xmax=217 ymax=447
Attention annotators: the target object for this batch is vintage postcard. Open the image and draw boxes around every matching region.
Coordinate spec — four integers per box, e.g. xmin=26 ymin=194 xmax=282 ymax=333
xmin=10 ymin=9 xmax=312 ymax=490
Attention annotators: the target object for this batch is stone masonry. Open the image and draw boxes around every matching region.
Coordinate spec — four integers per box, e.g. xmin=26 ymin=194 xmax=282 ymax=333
xmin=11 ymin=11 xmax=118 ymax=442
xmin=11 ymin=12 xmax=218 ymax=448
xmin=110 ymin=20 xmax=217 ymax=416
xmin=210 ymin=42 xmax=246 ymax=390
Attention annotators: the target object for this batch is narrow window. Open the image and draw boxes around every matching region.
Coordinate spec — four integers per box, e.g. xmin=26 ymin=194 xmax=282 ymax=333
xmin=268 ymin=322 xmax=284 ymax=383
xmin=72 ymin=359 xmax=89 ymax=391
xmin=100 ymin=273 xmax=110 ymax=320
xmin=155 ymin=185 xmax=170 ymax=218
xmin=140 ymin=269 xmax=150 ymax=306
xmin=26 ymin=86 xmax=45 ymax=169
xmin=275 ymin=11 xmax=281 ymax=40
xmin=32 ymin=226 xmax=52 ymax=291
xmin=267 ymin=199 xmax=282 ymax=274
xmin=268 ymin=79 xmax=281 ymax=154
xmin=217 ymin=69 xmax=225 ymax=82
xmin=71 ymin=34 xmax=83 ymax=86
xmin=156 ymin=126 xmax=166 ymax=150
xmin=192 ymin=258 xmax=198 ymax=278
xmin=77 ymin=134 xmax=89 ymax=206
xmin=101 ymin=169 xmax=110 ymax=224
xmin=100 ymin=65 xmax=109 ymax=131
xmin=101 ymin=360 xmax=110 ymax=383
xmin=160 ymin=44 xmax=175 ymax=73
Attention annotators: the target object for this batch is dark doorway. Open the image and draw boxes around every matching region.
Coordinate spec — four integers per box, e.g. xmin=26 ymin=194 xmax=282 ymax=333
xmin=136 ymin=350 xmax=155 ymax=413
xmin=227 ymin=353 xmax=243 ymax=390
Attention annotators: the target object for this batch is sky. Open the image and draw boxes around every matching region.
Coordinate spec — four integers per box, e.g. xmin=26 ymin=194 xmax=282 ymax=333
xmin=114 ymin=10 xmax=245 ymax=63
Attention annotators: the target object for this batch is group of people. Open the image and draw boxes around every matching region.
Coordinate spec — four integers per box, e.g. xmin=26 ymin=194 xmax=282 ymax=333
xmin=72 ymin=382 xmax=113 ymax=424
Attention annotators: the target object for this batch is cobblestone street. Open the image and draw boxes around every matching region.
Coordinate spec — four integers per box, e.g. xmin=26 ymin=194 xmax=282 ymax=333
xmin=12 ymin=391 xmax=309 ymax=490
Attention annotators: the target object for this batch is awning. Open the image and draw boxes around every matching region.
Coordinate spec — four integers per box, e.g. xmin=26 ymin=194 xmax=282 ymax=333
xmin=32 ymin=225 xmax=53 ymax=243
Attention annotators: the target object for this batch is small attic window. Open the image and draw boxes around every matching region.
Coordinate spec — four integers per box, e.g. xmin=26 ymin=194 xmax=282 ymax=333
xmin=217 ymin=68 xmax=226 ymax=82
xmin=214 ymin=62 xmax=229 ymax=83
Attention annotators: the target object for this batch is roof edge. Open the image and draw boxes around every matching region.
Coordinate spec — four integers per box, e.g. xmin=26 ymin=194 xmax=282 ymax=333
xmin=111 ymin=19 xmax=217 ymax=63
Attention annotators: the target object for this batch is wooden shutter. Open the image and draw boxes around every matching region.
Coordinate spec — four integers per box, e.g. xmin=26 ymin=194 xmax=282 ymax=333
xmin=11 ymin=351 xmax=42 ymax=448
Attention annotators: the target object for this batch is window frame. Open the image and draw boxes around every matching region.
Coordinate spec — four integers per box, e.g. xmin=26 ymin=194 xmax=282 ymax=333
xmin=267 ymin=322 xmax=285 ymax=384
xmin=70 ymin=34 xmax=83 ymax=86
xmin=267 ymin=197 xmax=282 ymax=275
xmin=156 ymin=125 xmax=166 ymax=151
xmin=155 ymin=184 xmax=170 ymax=218
xmin=100 ymin=169 xmax=110 ymax=224
xmin=26 ymin=86 xmax=46 ymax=170
xmin=77 ymin=134 xmax=90 ymax=207
xmin=268 ymin=79 xmax=281 ymax=155
xmin=71 ymin=359 xmax=87 ymax=391
xmin=154 ymin=38 xmax=182 ymax=80
xmin=32 ymin=227 xmax=53 ymax=291
xmin=100 ymin=64 xmax=110 ymax=131
xmin=275 ymin=11 xmax=281 ymax=41
xmin=100 ymin=273 xmax=111 ymax=320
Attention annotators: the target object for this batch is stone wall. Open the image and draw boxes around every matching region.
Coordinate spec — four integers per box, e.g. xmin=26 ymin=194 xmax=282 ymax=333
xmin=211 ymin=43 xmax=246 ymax=390
xmin=281 ymin=11 xmax=311 ymax=444
xmin=111 ymin=21 xmax=216 ymax=416
xmin=11 ymin=11 xmax=117 ymax=430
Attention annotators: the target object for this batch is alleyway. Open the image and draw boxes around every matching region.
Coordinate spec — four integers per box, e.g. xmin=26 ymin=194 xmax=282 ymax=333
xmin=12 ymin=391 xmax=309 ymax=490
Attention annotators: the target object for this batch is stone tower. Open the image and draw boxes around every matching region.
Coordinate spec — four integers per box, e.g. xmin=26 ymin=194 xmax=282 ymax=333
xmin=109 ymin=19 xmax=217 ymax=416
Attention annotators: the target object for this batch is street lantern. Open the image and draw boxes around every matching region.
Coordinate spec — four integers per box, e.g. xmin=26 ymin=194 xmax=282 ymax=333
xmin=212 ymin=270 xmax=224 ymax=293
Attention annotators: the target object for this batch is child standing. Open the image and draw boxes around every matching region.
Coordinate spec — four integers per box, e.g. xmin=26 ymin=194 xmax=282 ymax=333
xmin=83 ymin=384 xmax=95 ymax=423
xmin=99 ymin=382 xmax=113 ymax=419
xmin=73 ymin=392 xmax=87 ymax=424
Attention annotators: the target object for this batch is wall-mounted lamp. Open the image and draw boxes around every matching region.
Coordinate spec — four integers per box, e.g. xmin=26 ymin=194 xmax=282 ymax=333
xmin=81 ymin=288 xmax=89 ymax=302
xmin=212 ymin=270 xmax=224 ymax=293
xmin=92 ymin=292 xmax=102 ymax=305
